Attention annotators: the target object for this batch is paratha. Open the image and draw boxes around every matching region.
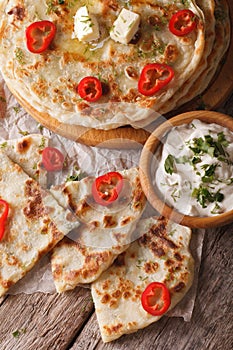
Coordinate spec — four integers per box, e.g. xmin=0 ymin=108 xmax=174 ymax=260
xmin=0 ymin=151 xmax=79 ymax=296
xmin=159 ymin=0 xmax=217 ymax=114
xmin=50 ymin=167 xmax=146 ymax=230
xmin=0 ymin=0 xmax=205 ymax=130
xmin=91 ymin=216 xmax=194 ymax=343
xmin=51 ymin=224 xmax=133 ymax=293
xmin=50 ymin=167 xmax=146 ymax=292
xmin=163 ymin=0 xmax=230 ymax=113
xmin=0 ymin=133 xmax=49 ymax=187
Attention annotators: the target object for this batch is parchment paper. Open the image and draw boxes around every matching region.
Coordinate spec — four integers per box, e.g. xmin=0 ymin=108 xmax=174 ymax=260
xmin=0 ymin=74 xmax=204 ymax=322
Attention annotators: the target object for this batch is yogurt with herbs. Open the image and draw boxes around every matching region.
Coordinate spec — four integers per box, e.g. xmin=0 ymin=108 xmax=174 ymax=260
xmin=154 ymin=119 xmax=233 ymax=216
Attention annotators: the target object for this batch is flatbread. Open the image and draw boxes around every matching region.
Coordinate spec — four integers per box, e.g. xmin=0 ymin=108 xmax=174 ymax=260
xmin=51 ymin=224 xmax=131 ymax=292
xmin=0 ymin=133 xmax=49 ymax=187
xmin=50 ymin=167 xmax=146 ymax=292
xmin=50 ymin=167 xmax=146 ymax=230
xmin=159 ymin=0 xmax=218 ymax=114
xmin=169 ymin=0 xmax=230 ymax=112
xmin=91 ymin=216 xmax=194 ymax=342
xmin=0 ymin=151 xmax=79 ymax=296
xmin=0 ymin=0 xmax=205 ymax=129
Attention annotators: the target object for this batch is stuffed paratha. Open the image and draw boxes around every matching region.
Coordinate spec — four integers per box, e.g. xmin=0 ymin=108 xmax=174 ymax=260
xmin=50 ymin=167 xmax=146 ymax=292
xmin=51 ymin=224 xmax=133 ymax=293
xmin=91 ymin=216 xmax=194 ymax=342
xmin=0 ymin=0 xmax=205 ymax=129
xmin=164 ymin=0 xmax=230 ymax=113
xmin=50 ymin=167 xmax=146 ymax=229
xmin=0 ymin=151 xmax=79 ymax=296
xmin=159 ymin=0 xmax=217 ymax=114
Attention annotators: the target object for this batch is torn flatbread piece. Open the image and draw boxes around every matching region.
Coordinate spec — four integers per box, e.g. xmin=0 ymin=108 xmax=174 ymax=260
xmin=50 ymin=168 xmax=146 ymax=232
xmin=50 ymin=168 xmax=146 ymax=292
xmin=0 ymin=151 xmax=79 ymax=297
xmin=51 ymin=225 xmax=129 ymax=292
xmin=1 ymin=134 xmax=49 ymax=187
xmin=91 ymin=216 xmax=194 ymax=343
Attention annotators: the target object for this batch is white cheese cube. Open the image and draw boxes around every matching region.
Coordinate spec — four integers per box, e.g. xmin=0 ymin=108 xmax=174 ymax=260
xmin=73 ymin=6 xmax=100 ymax=42
xmin=110 ymin=8 xmax=140 ymax=45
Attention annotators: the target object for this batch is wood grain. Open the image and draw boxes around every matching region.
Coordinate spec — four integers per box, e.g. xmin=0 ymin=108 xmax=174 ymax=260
xmin=0 ymin=288 xmax=93 ymax=350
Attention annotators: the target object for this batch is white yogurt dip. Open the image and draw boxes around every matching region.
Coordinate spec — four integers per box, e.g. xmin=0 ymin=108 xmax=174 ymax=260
xmin=154 ymin=119 xmax=233 ymax=216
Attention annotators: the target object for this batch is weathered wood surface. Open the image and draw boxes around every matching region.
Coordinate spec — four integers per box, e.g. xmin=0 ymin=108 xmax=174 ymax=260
xmin=0 ymin=95 xmax=232 ymax=350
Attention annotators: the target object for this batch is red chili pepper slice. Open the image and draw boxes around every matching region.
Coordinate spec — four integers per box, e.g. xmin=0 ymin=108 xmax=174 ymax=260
xmin=26 ymin=20 xmax=56 ymax=54
xmin=92 ymin=171 xmax=123 ymax=206
xmin=169 ymin=9 xmax=197 ymax=37
xmin=77 ymin=76 xmax=102 ymax=102
xmin=138 ymin=63 xmax=174 ymax=96
xmin=0 ymin=199 xmax=9 ymax=241
xmin=141 ymin=282 xmax=171 ymax=316
xmin=42 ymin=147 xmax=64 ymax=172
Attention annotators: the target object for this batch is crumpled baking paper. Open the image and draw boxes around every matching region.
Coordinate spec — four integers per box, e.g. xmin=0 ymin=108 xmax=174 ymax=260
xmin=0 ymin=74 xmax=204 ymax=322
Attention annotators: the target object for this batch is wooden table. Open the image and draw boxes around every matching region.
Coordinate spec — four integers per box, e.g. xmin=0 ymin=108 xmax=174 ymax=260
xmin=0 ymin=94 xmax=233 ymax=350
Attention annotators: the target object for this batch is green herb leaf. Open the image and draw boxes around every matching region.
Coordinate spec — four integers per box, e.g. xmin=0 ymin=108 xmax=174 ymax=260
xmin=164 ymin=154 xmax=175 ymax=175
xmin=175 ymin=155 xmax=189 ymax=164
xmin=12 ymin=328 xmax=26 ymax=338
xmin=14 ymin=48 xmax=25 ymax=65
xmin=0 ymin=142 xmax=8 ymax=149
xmin=201 ymin=163 xmax=218 ymax=183
xmin=192 ymin=185 xmax=224 ymax=208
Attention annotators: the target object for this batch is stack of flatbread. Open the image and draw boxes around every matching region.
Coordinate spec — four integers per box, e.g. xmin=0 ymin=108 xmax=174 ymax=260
xmin=0 ymin=0 xmax=230 ymax=130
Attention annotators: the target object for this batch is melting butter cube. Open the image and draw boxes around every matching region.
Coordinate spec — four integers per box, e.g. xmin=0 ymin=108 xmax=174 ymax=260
xmin=73 ymin=6 xmax=100 ymax=42
xmin=110 ymin=8 xmax=140 ymax=45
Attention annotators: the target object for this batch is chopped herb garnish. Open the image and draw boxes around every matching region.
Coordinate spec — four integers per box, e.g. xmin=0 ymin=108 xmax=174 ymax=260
xmin=12 ymin=330 xmax=20 ymax=338
xmin=192 ymin=156 xmax=201 ymax=165
xmin=0 ymin=142 xmax=8 ymax=149
xmin=192 ymin=186 xmax=224 ymax=208
xmin=66 ymin=168 xmax=87 ymax=182
xmin=37 ymin=124 xmax=44 ymax=132
xmin=169 ymin=228 xmax=177 ymax=236
xmin=66 ymin=174 xmax=80 ymax=182
xmin=217 ymin=131 xmax=229 ymax=147
xmin=39 ymin=136 xmax=46 ymax=149
xmin=189 ymin=133 xmax=229 ymax=159
xmin=14 ymin=48 xmax=25 ymax=65
xmin=46 ymin=0 xmax=57 ymax=14
xmin=17 ymin=127 xmax=29 ymax=136
xmin=211 ymin=203 xmax=223 ymax=215
xmin=175 ymin=155 xmax=189 ymax=164
xmin=171 ymin=187 xmax=181 ymax=202
xmin=181 ymin=0 xmax=190 ymax=7
xmin=164 ymin=154 xmax=175 ymax=175
xmin=13 ymin=106 xmax=21 ymax=114
xmin=139 ymin=275 xmax=148 ymax=281
xmin=201 ymin=163 xmax=219 ymax=183
xmin=12 ymin=328 xmax=26 ymax=338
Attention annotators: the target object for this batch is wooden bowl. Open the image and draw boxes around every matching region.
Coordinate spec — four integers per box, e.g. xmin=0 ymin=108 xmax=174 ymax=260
xmin=139 ymin=110 xmax=233 ymax=228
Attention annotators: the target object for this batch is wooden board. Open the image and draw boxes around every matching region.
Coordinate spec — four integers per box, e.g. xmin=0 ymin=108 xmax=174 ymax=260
xmin=9 ymin=0 xmax=233 ymax=149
